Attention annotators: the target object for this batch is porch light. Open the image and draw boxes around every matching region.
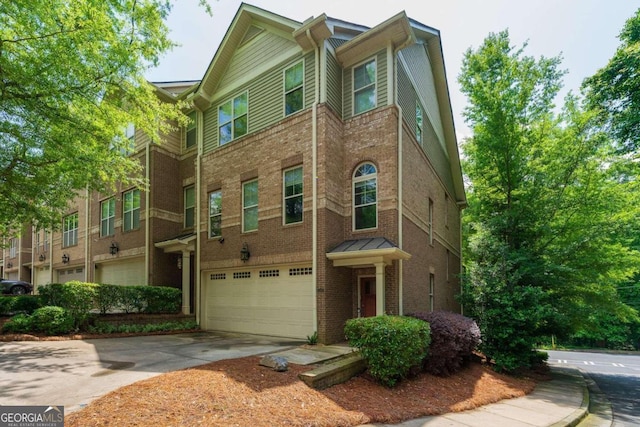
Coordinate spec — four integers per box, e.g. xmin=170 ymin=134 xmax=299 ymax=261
xmin=6 ymin=262 xmax=12 ymax=268
xmin=39 ymin=253 xmax=45 ymax=262
xmin=109 ymin=241 xmax=119 ymax=255
xmin=240 ymin=242 xmax=250 ymax=262
xmin=62 ymin=253 xmax=70 ymax=264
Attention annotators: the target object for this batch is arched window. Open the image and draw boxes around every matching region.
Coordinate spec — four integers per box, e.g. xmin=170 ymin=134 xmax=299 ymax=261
xmin=353 ymin=163 xmax=377 ymax=230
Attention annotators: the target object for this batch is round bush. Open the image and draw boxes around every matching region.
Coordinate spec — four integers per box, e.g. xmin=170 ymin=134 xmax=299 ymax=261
xmin=30 ymin=306 xmax=74 ymax=335
xmin=2 ymin=313 xmax=33 ymax=334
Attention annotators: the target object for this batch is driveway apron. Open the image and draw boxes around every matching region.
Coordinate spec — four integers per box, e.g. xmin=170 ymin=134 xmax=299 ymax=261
xmin=0 ymin=332 xmax=302 ymax=413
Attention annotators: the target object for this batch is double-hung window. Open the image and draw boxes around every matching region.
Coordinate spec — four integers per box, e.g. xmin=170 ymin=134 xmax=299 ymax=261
xmin=186 ymin=112 xmax=197 ymax=149
xmin=209 ymin=190 xmax=222 ymax=238
xmin=184 ymin=186 xmax=195 ymax=228
xmin=353 ymin=163 xmax=377 ymax=230
xmin=283 ymin=167 xmax=303 ymax=224
xmin=9 ymin=238 xmax=17 ymax=258
xmin=63 ymin=213 xmax=79 ymax=247
xmin=100 ymin=197 xmax=116 ymax=237
xmin=428 ymin=198 xmax=434 ymax=245
xmin=353 ymin=58 xmax=376 ymax=115
xmin=416 ymin=102 xmax=424 ymax=145
xmin=242 ymin=180 xmax=258 ymax=232
xmin=284 ymin=62 xmax=304 ymax=116
xmin=123 ymin=189 xmax=141 ymax=232
xmin=218 ymin=92 xmax=248 ymax=145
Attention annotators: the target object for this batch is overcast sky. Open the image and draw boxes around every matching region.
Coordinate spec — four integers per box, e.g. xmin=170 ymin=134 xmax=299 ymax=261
xmin=146 ymin=0 xmax=639 ymax=139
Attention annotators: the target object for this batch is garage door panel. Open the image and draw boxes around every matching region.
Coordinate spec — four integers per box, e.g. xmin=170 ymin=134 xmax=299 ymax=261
xmin=96 ymin=258 xmax=144 ymax=286
xmin=205 ymin=265 xmax=313 ymax=339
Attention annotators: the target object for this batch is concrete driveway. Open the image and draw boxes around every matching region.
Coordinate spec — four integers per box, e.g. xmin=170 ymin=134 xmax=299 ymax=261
xmin=0 ymin=332 xmax=302 ymax=413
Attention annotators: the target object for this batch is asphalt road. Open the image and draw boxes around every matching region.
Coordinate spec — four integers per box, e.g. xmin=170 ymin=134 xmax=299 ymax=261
xmin=547 ymin=349 xmax=640 ymax=427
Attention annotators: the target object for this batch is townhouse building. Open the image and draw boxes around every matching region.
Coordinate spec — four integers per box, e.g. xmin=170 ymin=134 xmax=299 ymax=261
xmin=1 ymin=4 xmax=466 ymax=344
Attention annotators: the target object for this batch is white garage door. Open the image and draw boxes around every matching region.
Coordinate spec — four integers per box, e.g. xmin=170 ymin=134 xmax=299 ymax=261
xmin=34 ymin=266 xmax=51 ymax=289
xmin=96 ymin=258 xmax=145 ymax=285
xmin=57 ymin=267 xmax=85 ymax=283
xmin=204 ymin=265 xmax=314 ymax=339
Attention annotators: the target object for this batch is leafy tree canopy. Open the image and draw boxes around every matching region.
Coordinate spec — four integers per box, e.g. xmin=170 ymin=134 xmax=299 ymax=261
xmin=0 ymin=0 xmax=208 ymax=234
xmin=459 ymin=30 xmax=640 ymax=371
xmin=583 ymin=8 xmax=640 ymax=154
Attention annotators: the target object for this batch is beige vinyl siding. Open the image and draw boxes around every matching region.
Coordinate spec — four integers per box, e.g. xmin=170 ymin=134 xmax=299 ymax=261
xmin=218 ymin=31 xmax=298 ymax=91
xmin=326 ymin=51 xmax=343 ymax=117
xmin=343 ymin=49 xmax=387 ymax=120
xmin=303 ymin=52 xmax=315 ymax=107
xmin=398 ymin=60 xmax=455 ymax=195
xmin=399 ymin=44 xmax=446 ymax=152
xmin=203 ymin=53 xmax=315 ymax=154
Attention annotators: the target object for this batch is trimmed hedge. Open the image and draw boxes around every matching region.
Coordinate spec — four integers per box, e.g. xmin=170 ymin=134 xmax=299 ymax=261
xmin=408 ymin=311 xmax=481 ymax=376
xmin=3 ymin=306 xmax=74 ymax=335
xmin=344 ymin=316 xmax=431 ymax=387
xmin=0 ymin=295 xmax=43 ymax=315
xmin=38 ymin=282 xmax=182 ymax=315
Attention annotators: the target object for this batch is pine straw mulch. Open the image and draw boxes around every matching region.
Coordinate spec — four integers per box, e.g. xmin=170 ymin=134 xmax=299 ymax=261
xmin=65 ymin=355 xmax=546 ymax=427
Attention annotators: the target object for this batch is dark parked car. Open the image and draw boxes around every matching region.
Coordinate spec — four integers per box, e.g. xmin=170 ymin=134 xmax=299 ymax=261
xmin=0 ymin=279 xmax=33 ymax=295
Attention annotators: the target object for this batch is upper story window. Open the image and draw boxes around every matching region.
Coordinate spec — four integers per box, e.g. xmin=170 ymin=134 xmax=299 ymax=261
xmin=186 ymin=112 xmax=197 ymax=150
xmin=218 ymin=92 xmax=248 ymax=145
xmin=123 ymin=188 xmax=141 ymax=232
xmin=284 ymin=62 xmax=304 ymax=116
xmin=9 ymin=238 xmax=17 ymax=258
xmin=283 ymin=166 xmax=303 ymax=225
xmin=416 ymin=102 xmax=423 ymax=145
xmin=353 ymin=58 xmax=377 ymax=115
xmin=428 ymin=198 xmax=434 ymax=245
xmin=100 ymin=197 xmax=116 ymax=237
xmin=184 ymin=186 xmax=195 ymax=228
xmin=242 ymin=179 xmax=258 ymax=232
xmin=209 ymin=190 xmax=222 ymax=238
xmin=123 ymin=123 xmax=135 ymax=155
xmin=63 ymin=213 xmax=79 ymax=248
xmin=353 ymin=163 xmax=377 ymax=230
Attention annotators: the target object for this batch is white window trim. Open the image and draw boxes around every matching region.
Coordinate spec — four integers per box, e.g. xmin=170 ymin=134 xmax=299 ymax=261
xmin=63 ymin=213 xmax=79 ymax=248
xmin=218 ymin=91 xmax=249 ymax=146
xmin=416 ymin=101 xmax=424 ymax=146
xmin=209 ymin=190 xmax=222 ymax=238
xmin=428 ymin=198 xmax=434 ymax=245
xmin=283 ymin=166 xmax=303 ymax=225
xmin=100 ymin=197 xmax=115 ymax=237
xmin=352 ymin=57 xmax=377 ymax=116
xmin=123 ymin=189 xmax=140 ymax=232
xmin=283 ymin=61 xmax=305 ymax=117
xmin=184 ymin=186 xmax=195 ymax=228
xmin=242 ymin=179 xmax=258 ymax=233
xmin=352 ymin=163 xmax=378 ymax=231
xmin=185 ymin=112 xmax=197 ymax=150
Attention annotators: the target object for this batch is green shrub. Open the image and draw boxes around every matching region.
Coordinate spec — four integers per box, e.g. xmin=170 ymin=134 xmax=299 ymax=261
xmin=88 ymin=319 xmax=198 ymax=334
xmin=39 ymin=282 xmax=97 ymax=328
xmin=30 ymin=306 xmax=74 ymax=335
xmin=344 ymin=316 xmax=431 ymax=387
xmin=95 ymin=284 xmax=123 ymax=314
xmin=2 ymin=313 xmax=33 ymax=333
xmin=119 ymin=286 xmax=146 ymax=313
xmin=0 ymin=295 xmax=43 ymax=315
xmin=141 ymin=286 xmax=181 ymax=314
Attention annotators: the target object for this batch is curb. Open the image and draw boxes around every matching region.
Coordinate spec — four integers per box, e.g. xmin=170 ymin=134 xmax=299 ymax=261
xmin=549 ymin=366 xmax=589 ymax=427
xmin=576 ymin=370 xmax=613 ymax=427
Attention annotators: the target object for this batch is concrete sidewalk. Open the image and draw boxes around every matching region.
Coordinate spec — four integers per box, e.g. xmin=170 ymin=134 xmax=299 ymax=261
xmin=359 ymin=366 xmax=609 ymax=427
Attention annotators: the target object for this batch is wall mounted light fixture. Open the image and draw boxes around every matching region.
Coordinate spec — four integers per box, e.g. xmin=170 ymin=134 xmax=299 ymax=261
xmin=109 ymin=241 xmax=119 ymax=255
xmin=62 ymin=253 xmax=70 ymax=264
xmin=240 ymin=242 xmax=250 ymax=262
xmin=39 ymin=253 xmax=45 ymax=262
xmin=6 ymin=262 xmax=12 ymax=269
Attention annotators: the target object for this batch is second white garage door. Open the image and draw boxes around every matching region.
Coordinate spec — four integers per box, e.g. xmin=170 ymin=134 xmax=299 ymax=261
xmin=96 ymin=258 xmax=145 ymax=285
xmin=204 ymin=265 xmax=314 ymax=339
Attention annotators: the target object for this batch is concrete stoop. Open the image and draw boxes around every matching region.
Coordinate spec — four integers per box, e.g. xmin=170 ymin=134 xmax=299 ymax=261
xmin=298 ymin=352 xmax=366 ymax=390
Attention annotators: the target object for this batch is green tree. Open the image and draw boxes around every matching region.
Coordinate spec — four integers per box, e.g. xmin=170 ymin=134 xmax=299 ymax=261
xmin=0 ymin=0 xmax=208 ymax=233
xmin=459 ymin=31 xmax=640 ymax=371
xmin=583 ymin=8 xmax=640 ymax=154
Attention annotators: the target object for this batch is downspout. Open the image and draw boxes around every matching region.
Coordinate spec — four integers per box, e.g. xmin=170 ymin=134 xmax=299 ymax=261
xmin=307 ymin=29 xmax=320 ymax=336
xmin=85 ymin=189 xmax=90 ymax=281
xmin=145 ymin=139 xmax=151 ymax=284
xmin=195 ymin=109 xmax=204 ymax=325
xmin=393 ymin=44 xmax=404 ymax=316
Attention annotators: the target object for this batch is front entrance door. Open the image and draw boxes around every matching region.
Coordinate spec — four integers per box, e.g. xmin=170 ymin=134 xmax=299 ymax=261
xmin=360 ymin=277 xmax=376 ymax=317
